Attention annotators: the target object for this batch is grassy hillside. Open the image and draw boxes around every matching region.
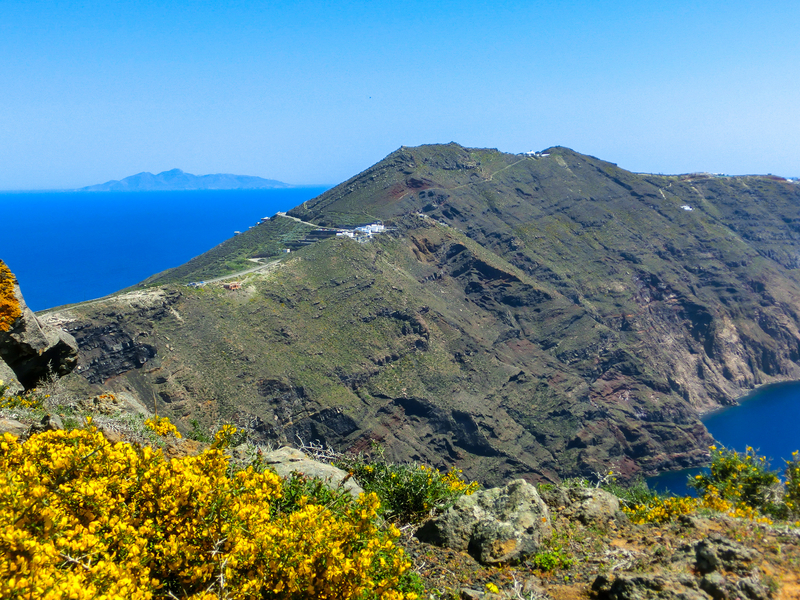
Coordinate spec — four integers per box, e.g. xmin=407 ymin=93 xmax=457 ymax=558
xmin=45 ymin=143 xmax=800 ymax=486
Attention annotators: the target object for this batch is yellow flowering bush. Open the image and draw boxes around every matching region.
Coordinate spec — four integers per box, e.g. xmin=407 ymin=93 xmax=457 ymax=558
xmin=0 ymin=260 xmax=22 ymax=332
xmin=211 ymin=423 xmax=238 ymax=449
xmin=623 ymin=495 xmax=698 ymax=525
xmin=691 ymin=445 xmax=782 ymax=519
xmin=0 ymin=387 xmax=47 ymax=410
xmin=623 ymin=445 xmax=799 ymax=525
xmin=0 ymin=427 xmax=415 ymax=599
xmin=441 ymin=466 xmax=481 ymax=496
xmin=143 ymin=415 xmax=182 ymax=439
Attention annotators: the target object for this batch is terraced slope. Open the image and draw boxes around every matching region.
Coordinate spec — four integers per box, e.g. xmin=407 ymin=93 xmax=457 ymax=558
xmin=45 ymin=143 xmax=800 ymax=484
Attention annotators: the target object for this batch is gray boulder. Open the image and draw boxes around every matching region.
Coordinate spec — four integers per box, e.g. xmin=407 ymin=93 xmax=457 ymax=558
xmin=592 ymin=574 xmax=709 ymax=600
xmin=563 ymin=487 xmax=621 ymax=524
xmin=0 ymin=417 xmax=27 ymax=437
xmin=0 ymin=282 xmax=78 ymax=389
xmin=416 ymin=479 xmax=551 ymax=564
xmin=695 ymin=535 xmax=757 ymax=575
xmin=539 ymin=485 xmax=622 ymax=525
xmin=261 ymin=446 xmax=364 ymax=498
xmin=0 ymin=357 xmax=23 ymax=394
xmin=26 ymin=414 xmax=64 ymax=438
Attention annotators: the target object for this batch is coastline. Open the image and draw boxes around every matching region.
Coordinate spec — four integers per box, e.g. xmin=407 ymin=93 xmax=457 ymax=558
xmin=695 ymin=374 xmax=800 ymax=417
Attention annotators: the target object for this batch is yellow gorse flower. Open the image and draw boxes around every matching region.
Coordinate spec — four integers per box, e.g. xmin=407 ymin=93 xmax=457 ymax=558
xmin=0 ymin=427 xmax=414 ymax=599
xmin=0 ymin=261 xmax=22 ymax=333
xmin=0 ymin=388 xmax=44 ymax=410
xmin=144 ymin=415 xmax=182 ymax=439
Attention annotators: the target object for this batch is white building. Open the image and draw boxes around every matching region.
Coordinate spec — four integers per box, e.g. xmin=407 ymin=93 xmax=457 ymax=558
xmin=354 ymin=223 xmax=385 ymax=234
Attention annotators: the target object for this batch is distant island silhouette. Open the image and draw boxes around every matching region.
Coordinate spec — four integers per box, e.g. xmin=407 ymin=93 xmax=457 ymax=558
xmin=79 ymin=168 xmax=293 ymax=191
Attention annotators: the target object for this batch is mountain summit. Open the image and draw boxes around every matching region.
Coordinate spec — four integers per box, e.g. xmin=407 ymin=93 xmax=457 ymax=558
xmin=79 ymin=168 xmax=292 ymax=191
xmin=48 ymin=143 xmax=800 ymax=485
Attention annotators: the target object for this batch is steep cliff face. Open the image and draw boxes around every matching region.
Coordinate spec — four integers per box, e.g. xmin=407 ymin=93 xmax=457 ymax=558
xmin=43 ymin=144 xmax=800 ymax=484
xmin=289 ymin=145 xmax=800 ymax=410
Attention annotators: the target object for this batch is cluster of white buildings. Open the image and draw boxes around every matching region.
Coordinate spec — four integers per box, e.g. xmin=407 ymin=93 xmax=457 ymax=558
xmin=336 ymin=222 xmax=386 ymax=241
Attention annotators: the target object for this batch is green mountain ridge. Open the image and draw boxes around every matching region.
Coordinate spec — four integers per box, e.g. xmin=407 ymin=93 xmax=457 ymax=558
xmin=44 ymin=143 xmax=800 ymax=485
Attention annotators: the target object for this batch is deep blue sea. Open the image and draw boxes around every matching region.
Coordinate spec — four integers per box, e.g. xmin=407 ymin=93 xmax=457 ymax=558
xmin=648 ymin=381 xmax=800 ymax=496
xmin=2 ymin=188 xmax=328 ymax=311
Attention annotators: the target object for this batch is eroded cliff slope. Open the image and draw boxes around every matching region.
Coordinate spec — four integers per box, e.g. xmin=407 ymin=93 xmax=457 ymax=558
xmin=43 ymin=144 xmax=800 ymax=484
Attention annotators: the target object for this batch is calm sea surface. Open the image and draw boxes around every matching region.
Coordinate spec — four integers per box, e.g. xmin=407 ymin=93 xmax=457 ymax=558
xmin=648 ymin=381 xmax=800 ymax=495
xmin=2 ymin=188 xmax=328 ymax=311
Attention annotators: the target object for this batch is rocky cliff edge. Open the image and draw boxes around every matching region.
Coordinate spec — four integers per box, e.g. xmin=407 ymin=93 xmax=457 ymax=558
xmin=0 ymin=261 xmax=78 ymax=391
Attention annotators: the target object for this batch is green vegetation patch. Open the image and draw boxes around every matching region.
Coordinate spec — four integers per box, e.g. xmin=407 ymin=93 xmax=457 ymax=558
xmin=142 ymin=216 xmax=316 ymax=285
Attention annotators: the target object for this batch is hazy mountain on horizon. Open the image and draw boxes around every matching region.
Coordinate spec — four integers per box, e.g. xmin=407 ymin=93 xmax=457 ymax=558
xmin=78 ymin=168 xmax=293 ymax=192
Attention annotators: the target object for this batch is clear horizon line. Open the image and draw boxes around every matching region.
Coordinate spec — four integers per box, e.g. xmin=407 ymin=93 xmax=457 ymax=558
xmin=0 ymin=183 xmax=335 ymax=193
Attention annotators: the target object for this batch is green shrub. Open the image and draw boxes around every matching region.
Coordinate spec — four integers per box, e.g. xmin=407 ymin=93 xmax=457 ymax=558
xmin=187 ymin=418 xmax=212 ymax=443
xmin=396 ymin=571 xmax=427 ymax=598
xmin=530 ymin=548 xmax=574 ymax=571
xmin=784 ymin=451 xmax=800 ymax=520
xmin=602 ymin=478 xmax=663 ymax=509
xmin=528 ymin=531 xmax=575 ymax=572
xmin=334 ymin=453 xmax=479 ymax=523
xmin=271 ymin=470 xmax=355 ymax=517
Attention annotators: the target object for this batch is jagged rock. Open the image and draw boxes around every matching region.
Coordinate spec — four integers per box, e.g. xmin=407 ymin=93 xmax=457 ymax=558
xmin=415 ymin=479 xmax=551 ymax=564
xmin=0 ymin=357 xmax=23 ymax=394
xmin=698 ymin=572 xmax=728 ymax=600
xmin=26 ymin=414 xmax=64 ymax=438
xmin=539 ymin=485 xmax=622 ymax=525
xmin=695 ymin=535 xmax=758 ymax=575
xmin=460 ymin=590 xmax=501 ymax=600
xmin=0 ymin=418 xmax=27 ymax=437
xmin=261 ymin=446 xmax=364 ymax=498
xmin=563 ymin=487 xmax=622 ymax=524
xmin=99 ymin=426 xmax=124 ymax=444
xmin=735 ymin=576 xmax=771 ymax=600
xmin=538 ymin=485 xmax=571 ymax=509
xmin=592 ymin=573 xmax=708 ymax=600
xmin=0 ymin=282 xmax=78 ymax=388
xmin=697 ymin=571 xmax=771 ymax=600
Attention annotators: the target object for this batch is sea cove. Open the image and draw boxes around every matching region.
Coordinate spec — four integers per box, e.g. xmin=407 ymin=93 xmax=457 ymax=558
xmin=648 ymin=380 xmax=800 ymax=495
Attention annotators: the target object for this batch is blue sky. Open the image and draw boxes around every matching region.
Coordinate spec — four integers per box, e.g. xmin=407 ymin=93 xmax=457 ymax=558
xmin=2 ymin=0 xmax=798 ymax=189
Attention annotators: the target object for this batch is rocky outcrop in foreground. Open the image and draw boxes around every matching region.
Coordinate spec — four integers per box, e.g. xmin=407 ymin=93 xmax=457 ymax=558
xmin=1 ymin=379 xmax=797 ymax=600
xmin=260 ymin=446 xmax=364 ymax=498
xmin=0 ymin=263 xmax=78 ymax=390
xmin=402 ymin=484 xmax=799 ymax=600
xmin=417 ymin=479 xmax=552 ymax=564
